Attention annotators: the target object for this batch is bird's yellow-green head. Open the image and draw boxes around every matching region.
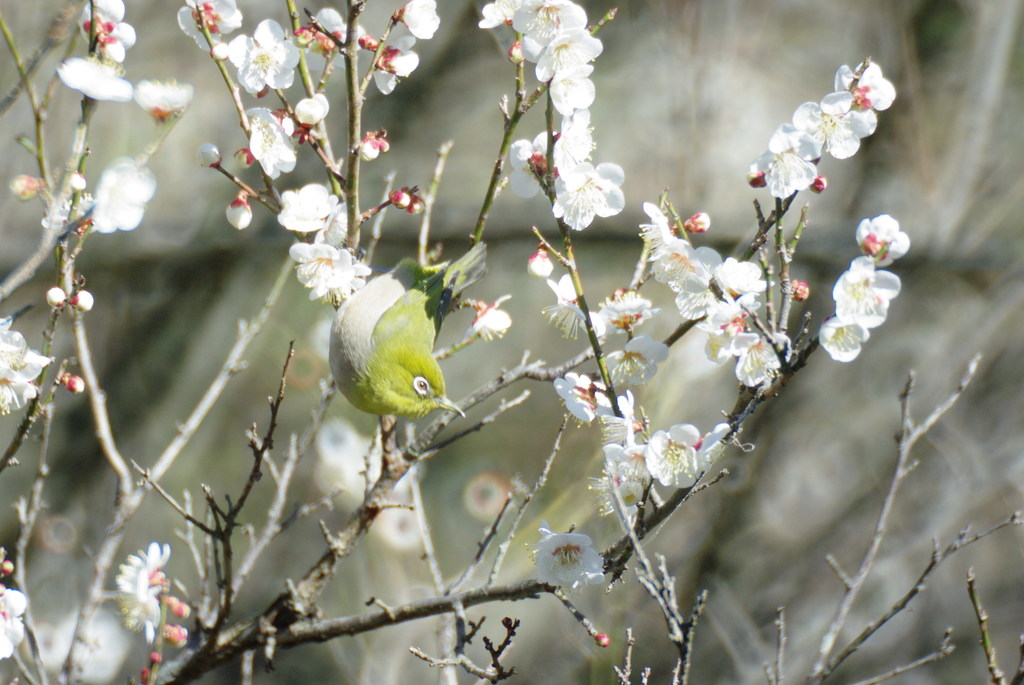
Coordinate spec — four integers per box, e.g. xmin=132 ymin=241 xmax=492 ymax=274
xmin=351 ymin=337 xmax=463 ymax=418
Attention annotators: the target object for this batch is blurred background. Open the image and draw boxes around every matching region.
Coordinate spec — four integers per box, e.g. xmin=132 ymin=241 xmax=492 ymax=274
xmin=2 ymin=0 xmax=1024 ymax=682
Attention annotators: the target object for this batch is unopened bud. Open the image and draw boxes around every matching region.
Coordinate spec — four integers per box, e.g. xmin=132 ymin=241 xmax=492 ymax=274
xmin=527 ymin=246 xmax=553 ymax=279
xmin=405 ymin=196 xmax=424 ymax=215
xmin=0 ymin=561 xmax=14 ymax=576
xmin=507 ymin=40 xmax=524 ymax=64
xmin=294 ymin=93 xmax=329 ymax=126
xmin=790 ymin=280 xmax=810 ymax=301
xmin=389 ymin=188 xmax=411 ymax=209
xmin=69 ymin=173 xmax=87 ymax=191
xmin=61 ymin=374 xmax=86 ymax=394
xmin=233 ymin=147 xmax=254 ymax=168
xmin=69 ymin=290 xmax=94 ymax=313
xmin=226 ymin=192 xmax=252 ymax=230
xmin=595 ymin=632 xmax=611 ymax=648
xmin=359 ymin=130 xmax=390 ymax=161
xmin=46 ymin=287 xmax=67 ymax=307
xmin=162 ymin=623 xmax=188 ymax=647
xmin=148 ymin=652 xmax=162 ymax=665
xmin=358 ymin=34 xmax=379 ymax=51
xmin=810 ymin=175 xmax=827 ymax=193
xmin=210 ymin=42 xmax=230 ymax=60
xmin=164 ymin=595 xmax=191 ymax=618
xmin=747 ymin=170 xmax=766 ymax=188
xmin=196 ymin=143 xmax=221 ymax=167
xmin=683 ymin=212 xmax=710 ymax=234
xmin=139 ymin=669 xmax=151 ymax=682
xmin=10 ymin=175 xmax=45 ymax=200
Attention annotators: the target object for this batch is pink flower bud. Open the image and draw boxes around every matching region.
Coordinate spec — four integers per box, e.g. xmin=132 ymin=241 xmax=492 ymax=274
xmin=791 ymin=280 xmax=810 ymax=301
xmin=226 ymin=193 xmax=252 ymax=230
xmin=46 ymin=287 xmax=67 ymax=307
xmin=389 ymin=188 xmax=412 ymax=209
xmin=61 ymin=374 xmax=86 ymax=394
xmin=595 ymin=632 xmax=611 ymax=648
xmin=164 ymin=595 xmax=191 ymax=618
xmin=406 ymin=196 xmax=425 ymax=215
xmin=810 ymin=175 xmax=827 ymax=193
xmin=10 ymin=175 xmax=45 ymax=200
xmin=149 ymin=652 xmax=162 ymax=665
xmin=0 ymin=561 xmax=14 ymax=576
xmin=69 ymin=290 xmax=94 ymax=313
xmin=683 ymin=212 xmax=710 ymax=234
xmin=162 ymin=623 xmax=188 ymax=648
xmin=359 ymin=130 xmax=390 ymax=161
xmin=527 ymin=246 xmax=553 ymax=279
xmin=139 ymin=668 xmax=151 ymax=682
xmin=359 ymin=34 xmax=379 ymax=51
xmin=507 ymin=40 xmax=524 ymax=64
xmin=234 ymin=147 xmax=255 ymax=168
xmin=747 ymin=170 xmax=766 ymax=188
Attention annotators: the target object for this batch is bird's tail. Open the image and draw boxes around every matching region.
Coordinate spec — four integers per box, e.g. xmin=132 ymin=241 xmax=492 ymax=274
xmin=436 ymin=241 xmax=488 ymax=323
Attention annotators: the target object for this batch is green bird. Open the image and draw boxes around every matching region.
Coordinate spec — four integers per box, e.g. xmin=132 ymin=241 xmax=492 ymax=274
xmin=329 ymin=242 xmax=487 ymax=418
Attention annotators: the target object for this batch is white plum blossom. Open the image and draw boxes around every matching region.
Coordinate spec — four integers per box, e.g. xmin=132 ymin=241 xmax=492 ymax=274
xmin=246 ymin=108 xmax=296 ymax=178
xmin=697 ymin=295 xmax=760 ymax=364
xmin=508 ymin=132 xmax=548 ymax=198
xmin=650 ymin=233 xmax=720 ymax=289
xmin=57 ymin=57 xmax=132 ymax=102
xmin=400 ymin=0 xmax=440 ymax=40
xmin=115 ymin=542 xmax=170 ymax=643
xmin=294 ymin=93 xmax=329 ymax=126
xmin=543 ymin=274 xmax=605 ymax=339
xmin=792 ymin=91 xmax=876 ymax=160
xmin=598 ymin=290 xmax=658 ymax=334
xmin=228 ymin=19 xmax=299 ymax=94
xmin=90 ymin=158 xmax=157 ymax=234
xmin=277 ymin=184 xmax=340 ymax=233
xmin=735 ymin=333 xmax=785 ymax=387
xmin=606 ymin=335 xmax=668 ymax=386
xmin=374 ymin=35 xmax=419 ymax=94
xmin=553 ymin=372 xmax=611 ymax=423
xmin=820 ymin=316 xmax=870 ymax=362
xmin=303 ymin=9 xmax=353 ymax=72
xmin=749 ymin=123 xmax=822 ymax=199
xmin=553 ymin=162 xmax=625 ymax=231
xmin=595 ymin=441 xmax=650 ymax=514
xmin=289 ymin=240 xmax=371 ymax=302
xmin=133 ymin=80 xmax=194 ymax=122
xmin=80 ymin=0 xmax=136 ymax=63
xmin=534 ymin=524 xmax=604 ymax=590
xmin=479 ymin=0 xmax=521 ymax=28
xmin=0 ymin=588 xmax=27 ymax=660
xmin=553 ymin=108 xmax=594 ymax=171
xmin=836 ymin=61 xmax=895 ymax=112
xmin=513 ymin=0 xmax=587 ymax=62
xmin=535 ymin=28 xmax=602 ymax=82
xmin=598 ymin=391 xmax=639 ymax=447
xmin=467 ymin=296 xmax=513 ymax=341
xmin=833 ymin=256 xmax=901 ymax=329
xmin=549 ymin=63 xmax=595 ymax=115
xmin=639 ymin=202 xmax=675 ymax=252
xmin=714 ymin=257 xmax=767 ymax=299
xmin=645 ymin=422 xmax=729 ymax=489
xmin=856 ymin=214 xmax=909 ymax=266
xmin=178 ymin=0 xmax=243 ymax=48
xmin=0 ymin=322 xmax=52 ymax=415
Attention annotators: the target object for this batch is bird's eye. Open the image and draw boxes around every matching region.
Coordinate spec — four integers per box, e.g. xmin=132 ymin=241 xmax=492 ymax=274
xmin=412 ymin=376 xmax=431 ymax=397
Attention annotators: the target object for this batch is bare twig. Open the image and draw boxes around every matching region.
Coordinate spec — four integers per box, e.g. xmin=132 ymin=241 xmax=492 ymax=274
xmin=845 ymin=629 xmax=955 ymax=685
xmin=967 ymin=567 xmax=1006 ymax=685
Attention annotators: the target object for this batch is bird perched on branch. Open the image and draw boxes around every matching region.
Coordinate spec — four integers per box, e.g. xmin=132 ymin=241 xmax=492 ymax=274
xmin=329 ymin=242 xmax=487 ymax=418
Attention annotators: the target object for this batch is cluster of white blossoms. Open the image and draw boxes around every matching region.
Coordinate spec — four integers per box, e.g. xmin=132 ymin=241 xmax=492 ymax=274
xmin=820 ymin=214 xmax=909 ymax=361
xmin=487 ymin=0 xmax=625 ymax=232
xmin=114 ymin=542 xmax=190 ymax=646
xmin=0 ymin=318 xmax=52 ymax=416
xmin=749 ymin=60 xmax=896 ymax=198
xmin=281 ymin=184 xmax=372 ymax=303
xmin=178 ymin=0 xmax=442 ymax=301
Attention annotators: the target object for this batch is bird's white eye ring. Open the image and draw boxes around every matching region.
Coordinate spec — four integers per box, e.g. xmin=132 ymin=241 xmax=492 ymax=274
xmin=412 ymin=376 xmax=431 ymax=397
